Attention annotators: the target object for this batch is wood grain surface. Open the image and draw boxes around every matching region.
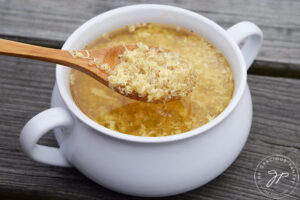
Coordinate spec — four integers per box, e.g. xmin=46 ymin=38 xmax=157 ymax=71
xmin=0 ymin=55 xmax=299 ymax=200
xmin=0 ymin=0 xmax=300 ymax=70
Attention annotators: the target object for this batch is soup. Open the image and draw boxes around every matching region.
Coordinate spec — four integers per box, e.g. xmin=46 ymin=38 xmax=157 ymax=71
xmin=69 ymin=23 xmax=234 ymax=137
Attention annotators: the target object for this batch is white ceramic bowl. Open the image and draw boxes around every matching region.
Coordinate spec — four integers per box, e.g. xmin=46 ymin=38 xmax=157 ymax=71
xmin=20 ymin=4 xmax=263 ymax=197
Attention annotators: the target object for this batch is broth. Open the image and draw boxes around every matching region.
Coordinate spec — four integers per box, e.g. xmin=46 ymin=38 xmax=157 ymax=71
xmin=69 ymin=23 xmax=234 ymax=137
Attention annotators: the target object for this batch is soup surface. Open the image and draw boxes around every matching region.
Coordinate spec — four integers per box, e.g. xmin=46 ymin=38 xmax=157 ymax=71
xmin=70 ymin=23 xmax=234 ymax=137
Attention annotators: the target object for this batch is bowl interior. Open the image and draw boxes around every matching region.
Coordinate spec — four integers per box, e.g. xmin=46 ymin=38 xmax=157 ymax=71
xmin=56 ymin=4 xmax=246 ymax=143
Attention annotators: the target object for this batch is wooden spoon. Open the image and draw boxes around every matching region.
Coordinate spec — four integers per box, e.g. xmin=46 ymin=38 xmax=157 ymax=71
xmin=0 ymin=38 xmax=152 ymax=102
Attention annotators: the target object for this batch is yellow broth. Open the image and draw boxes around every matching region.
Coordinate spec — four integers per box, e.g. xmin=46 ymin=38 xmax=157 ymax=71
xmin=69 ymin=23 xmax=234 ymax=137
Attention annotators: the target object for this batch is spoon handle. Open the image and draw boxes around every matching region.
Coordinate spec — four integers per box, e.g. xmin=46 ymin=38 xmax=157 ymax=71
xmin=0 ymin=39 xmax=78 ymax=67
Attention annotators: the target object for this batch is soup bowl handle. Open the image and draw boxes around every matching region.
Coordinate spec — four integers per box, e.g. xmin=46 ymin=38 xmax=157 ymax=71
xmin=227 ymin=21 xmax=263 ymax=69
xmin=20 ymin=107 xmax=73 ymax=167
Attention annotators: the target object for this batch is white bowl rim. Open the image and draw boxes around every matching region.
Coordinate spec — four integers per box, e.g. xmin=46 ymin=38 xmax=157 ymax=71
xmin=56 ymin=4 xmax=247 ymax=143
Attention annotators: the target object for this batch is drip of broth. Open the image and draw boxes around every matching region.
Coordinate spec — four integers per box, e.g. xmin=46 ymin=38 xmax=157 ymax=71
xmin=69 ymin=23 xmax=234 ymax=137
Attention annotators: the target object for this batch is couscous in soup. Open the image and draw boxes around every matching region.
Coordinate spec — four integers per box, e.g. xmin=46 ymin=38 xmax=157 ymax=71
xmin=69 ymin=23 xmax=234 ymax=137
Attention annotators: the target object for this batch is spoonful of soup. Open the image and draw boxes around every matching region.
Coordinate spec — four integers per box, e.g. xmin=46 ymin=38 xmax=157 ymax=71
xmin=0 ymin=39 xmax=196 ymax=103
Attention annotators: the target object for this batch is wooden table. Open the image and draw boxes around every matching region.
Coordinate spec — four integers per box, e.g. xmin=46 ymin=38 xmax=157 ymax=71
xmin=0 ymin=0 xmax=299 ymax=199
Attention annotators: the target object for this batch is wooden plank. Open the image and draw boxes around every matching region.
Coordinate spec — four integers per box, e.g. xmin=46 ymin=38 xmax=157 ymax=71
xmin=0 ymin=55 xmax=299 ymax=199
xmin=0 ymin=0 xmax=300 ymax=69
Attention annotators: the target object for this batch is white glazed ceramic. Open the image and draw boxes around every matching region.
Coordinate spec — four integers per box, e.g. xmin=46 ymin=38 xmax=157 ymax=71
xmin=20 ymin=4 xmax=263 ymax=197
